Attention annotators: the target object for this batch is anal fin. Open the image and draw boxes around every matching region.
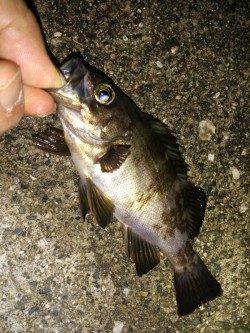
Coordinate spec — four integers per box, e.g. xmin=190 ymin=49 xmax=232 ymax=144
xmin=78 ymin=179 xmax=89 ymax=220
xmin=126 ymin=228 xmax=160 ymax=276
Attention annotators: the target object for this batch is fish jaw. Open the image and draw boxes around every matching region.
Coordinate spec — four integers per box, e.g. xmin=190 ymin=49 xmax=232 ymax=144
xmin=48 ymin=58 xmax=91 ymax=107
xmin=58 ymin=105 xmax=108 ymax=148
xmin=47 ymin=58 xmax=109 ymax=148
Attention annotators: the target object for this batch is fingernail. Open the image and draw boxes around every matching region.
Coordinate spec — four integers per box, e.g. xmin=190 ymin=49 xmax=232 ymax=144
xmin=52 ymin=69 xmax=66 ymax=88
xmin=0 ymin=69 xmax=24 ymax=113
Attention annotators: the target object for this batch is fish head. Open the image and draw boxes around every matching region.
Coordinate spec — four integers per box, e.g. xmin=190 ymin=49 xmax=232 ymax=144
xmin=50 ymin=57 xmax=133 ymax=146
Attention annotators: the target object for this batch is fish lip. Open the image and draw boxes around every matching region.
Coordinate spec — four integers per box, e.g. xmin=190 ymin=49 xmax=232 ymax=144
xmin=46 ymin=88 xmax=83 ymax=111
xmin=46 ymin=57 xmax=90 ymax=106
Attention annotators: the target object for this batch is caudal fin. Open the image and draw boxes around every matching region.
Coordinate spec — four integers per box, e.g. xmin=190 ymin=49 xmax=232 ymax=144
xmin=174 ymin=255 xmax=222 ymax=316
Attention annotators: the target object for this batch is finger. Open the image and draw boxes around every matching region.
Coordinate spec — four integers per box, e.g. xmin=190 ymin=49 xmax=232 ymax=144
xmin=0 ymin=0 xmax=64 ymax=89
xmin=0 ymin=59 xmax=24 ymax=136
xmin=23 ymin=85 xmax=56 ymax=117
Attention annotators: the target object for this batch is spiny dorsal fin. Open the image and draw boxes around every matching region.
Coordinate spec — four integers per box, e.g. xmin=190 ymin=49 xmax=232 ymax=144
xmin=178 ymin=183 xmax=207 ymax=239
xmin=33 ymin=127 xmax=70 ymax=156
xmin=143 ymin=113 xmax=207 ymax=239
xmin=98 ymin=145 xmax=131 ymax=173
xmin=126 ymin=228 xmax=160 ymax=276
xmin=87 ymin=179 xmax=114 ymax=228
xmin=142 ymin=113 xmax=188 ymax=181
xmin=78 ymin=179 xmax=90 ymax=220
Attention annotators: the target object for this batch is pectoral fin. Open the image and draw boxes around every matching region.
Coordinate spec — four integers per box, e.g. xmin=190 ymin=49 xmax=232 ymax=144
xmin=33 ymin=127 xmax=70 ymax=156
xmin=97 ymin=145 xmax=131 ymax=173
xmin=87 ymin=179 xmax=114 ymax=228
xmin=126 ymin=228 xmax=160 ymax=276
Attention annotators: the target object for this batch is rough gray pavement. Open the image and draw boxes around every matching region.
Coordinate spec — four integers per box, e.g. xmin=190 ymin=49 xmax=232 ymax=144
xmin=0 ymin=1 xmax=248 ymax=332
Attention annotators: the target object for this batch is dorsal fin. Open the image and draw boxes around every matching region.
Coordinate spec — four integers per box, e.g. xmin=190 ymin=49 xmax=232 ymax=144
xmin=142 ymin=113 xmax=206 ymax=239
xmin=126 ymin=227 xmax=160 ymax=276
xmin=178 ymin=182 xmax=207 ymax=239
xmin=142 ymin=112 xmax=188 ymax=182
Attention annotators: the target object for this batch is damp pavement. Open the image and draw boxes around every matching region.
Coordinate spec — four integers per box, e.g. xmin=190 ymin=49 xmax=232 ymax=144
xmin=0 ymin=1 xmax=248 ymax=332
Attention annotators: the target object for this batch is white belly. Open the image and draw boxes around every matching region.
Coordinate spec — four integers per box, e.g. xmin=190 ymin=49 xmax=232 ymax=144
xmin=71 ymin=151 xmax=187 ymax=255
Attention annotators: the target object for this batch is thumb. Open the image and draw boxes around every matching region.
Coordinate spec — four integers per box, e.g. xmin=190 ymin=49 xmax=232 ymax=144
xmin=0 ymin=1 xmax=64 ymax=89
xmin=0 ymin=60 xmax=24 ymax=136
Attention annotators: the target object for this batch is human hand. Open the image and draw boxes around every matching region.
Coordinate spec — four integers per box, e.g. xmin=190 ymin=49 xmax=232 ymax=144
xmin=0 ymin=0 xmax=64 ymax=136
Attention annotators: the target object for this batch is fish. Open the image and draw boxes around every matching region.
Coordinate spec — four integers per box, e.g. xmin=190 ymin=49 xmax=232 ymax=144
xmin=34 ymin=56 xmax=222 ymax=316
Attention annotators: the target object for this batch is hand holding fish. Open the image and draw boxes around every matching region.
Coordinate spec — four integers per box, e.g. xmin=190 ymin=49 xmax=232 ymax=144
xmin=0 ymin=0 xmax=63 ymax=136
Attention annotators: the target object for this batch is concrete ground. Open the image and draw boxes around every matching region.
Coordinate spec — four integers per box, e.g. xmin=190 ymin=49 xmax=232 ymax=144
xmin=0 ymin=0 xmax=248 ymax=332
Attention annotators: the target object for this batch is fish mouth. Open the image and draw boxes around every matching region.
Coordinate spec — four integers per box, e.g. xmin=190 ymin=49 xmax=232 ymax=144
xmin=60 ymin=57 xmax=88 ymax=81
xmin=47 ymin=57 xmax=90 ymax=108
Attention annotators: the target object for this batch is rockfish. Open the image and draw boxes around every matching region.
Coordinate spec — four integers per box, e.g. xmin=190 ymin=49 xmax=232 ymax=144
xmin=35 ymin=56 xmax=222 ymax=316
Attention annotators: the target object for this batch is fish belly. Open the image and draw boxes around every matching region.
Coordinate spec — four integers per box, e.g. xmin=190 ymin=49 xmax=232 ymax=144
xmin=72 ymin=151 xmax=188 ymax=256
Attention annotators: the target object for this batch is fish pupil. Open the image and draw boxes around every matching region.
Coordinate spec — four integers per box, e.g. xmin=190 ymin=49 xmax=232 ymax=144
xmin=99 ymin=90 xmax=110 ymax=102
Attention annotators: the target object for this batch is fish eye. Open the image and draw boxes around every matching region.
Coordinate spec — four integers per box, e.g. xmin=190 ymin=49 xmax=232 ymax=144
xmin=94 ymin=83 xmax=115 ymax=105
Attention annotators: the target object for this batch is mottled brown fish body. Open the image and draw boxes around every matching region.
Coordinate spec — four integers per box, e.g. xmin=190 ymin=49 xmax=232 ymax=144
xmin=39 ymin=56 xmax=222 ymax=316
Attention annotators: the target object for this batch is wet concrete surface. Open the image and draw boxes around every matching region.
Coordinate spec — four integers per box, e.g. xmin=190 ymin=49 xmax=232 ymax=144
xmin=0 ymin=0 xmax=248 ymax=332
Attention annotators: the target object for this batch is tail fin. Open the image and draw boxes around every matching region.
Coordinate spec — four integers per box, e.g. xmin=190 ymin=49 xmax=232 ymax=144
xmin=174 ymin=255 xmax=222 ymax=316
